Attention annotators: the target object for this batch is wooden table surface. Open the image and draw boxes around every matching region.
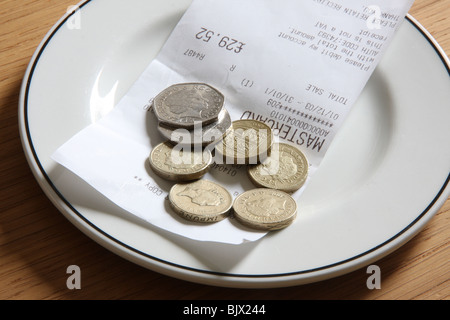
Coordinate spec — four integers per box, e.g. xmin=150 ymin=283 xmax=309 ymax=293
xmin=1 ymin=0 xmax=448 ymax=300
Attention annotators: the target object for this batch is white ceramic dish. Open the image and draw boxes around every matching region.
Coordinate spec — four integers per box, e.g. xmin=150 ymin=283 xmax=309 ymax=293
xmin=19 ymin=0 xmax=450 ymax=288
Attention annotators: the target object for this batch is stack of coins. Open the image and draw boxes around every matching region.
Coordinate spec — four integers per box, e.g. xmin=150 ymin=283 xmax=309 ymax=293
xmin=152 ymin=83 xmax=232 ymax=146
xmin=148 ymin=83 xmax=309 ymax=232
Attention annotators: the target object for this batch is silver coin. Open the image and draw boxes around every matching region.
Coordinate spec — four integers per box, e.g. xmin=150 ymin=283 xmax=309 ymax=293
xmin=158 ymin=109 xmax=232 ymax=146
xmin=153 ymin=83 xmax=225 ymax=129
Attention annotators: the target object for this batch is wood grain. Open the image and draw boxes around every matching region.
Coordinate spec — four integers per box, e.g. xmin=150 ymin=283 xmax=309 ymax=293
xmin=0 ymin=0 xmax=448 ymax=300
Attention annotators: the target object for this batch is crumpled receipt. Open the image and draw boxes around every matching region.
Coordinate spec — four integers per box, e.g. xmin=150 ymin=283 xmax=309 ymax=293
xmin=52 ymin=0 xmax=414 ymax=244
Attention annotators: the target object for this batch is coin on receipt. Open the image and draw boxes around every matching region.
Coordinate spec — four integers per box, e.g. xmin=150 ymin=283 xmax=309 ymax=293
xmin=158 ymin=109 xmax=232 ymax=147
xmin=215 ymin=120 xmax=273 ymax=165
xmin=248 ymin=143 xmax=309 ymax=192
xmin=152 ymin=83 xmax=225 ymax=129
xmin=149 ymin=141 xmax=212 ymax=181
xmin=233 ymin=188 xmax=297 ymax=231
xmin=169 ymin=180 xmax=233 ymax=223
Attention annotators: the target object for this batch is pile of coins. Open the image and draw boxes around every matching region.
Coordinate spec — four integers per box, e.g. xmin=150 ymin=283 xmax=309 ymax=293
xmin=149 ymin=83 xmax=309 ymax=231
xmin=153 ymin=83 xmax=232 ymax=146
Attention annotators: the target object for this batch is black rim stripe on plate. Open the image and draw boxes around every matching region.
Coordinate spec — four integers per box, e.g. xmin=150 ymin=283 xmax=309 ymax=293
xmin=22 ymin=1 xmax=450 ymax=279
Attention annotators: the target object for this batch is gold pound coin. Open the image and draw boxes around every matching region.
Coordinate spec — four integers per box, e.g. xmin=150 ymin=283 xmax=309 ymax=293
xmin=248 ymin=143 xmax=309 ymax=192
xmin=215 ymin=120 xmax=273 ymax=165
xmin=233 ymin=188 xmax=297 ymax=231
xmin=149 ymin=141 xmax=212 ymax=181
xmin=169 ymin=180 xmax=233 ymax=223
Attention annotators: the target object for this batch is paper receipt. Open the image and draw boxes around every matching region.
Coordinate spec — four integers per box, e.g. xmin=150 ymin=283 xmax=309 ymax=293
xmin=52 ymin=0 xmax=415 ymax=244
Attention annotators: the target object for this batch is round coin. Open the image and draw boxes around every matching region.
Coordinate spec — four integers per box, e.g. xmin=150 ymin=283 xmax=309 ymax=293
xmin=233 ymin=188 xmax=297 ymax=231
xmin=248 ymin=143 xmax=309 ymax=192
xmin=149 ymin=141 xmax=212 ymax=181
xmin=157 ymin=109 xmax=232 ymax=147
xmin=215 ymin=120 xmax=273 ymax=165
xmin=153 ymin=83 xmax=225 ymax=129
xmin=169 ymin=180 xmax=233 ymax=223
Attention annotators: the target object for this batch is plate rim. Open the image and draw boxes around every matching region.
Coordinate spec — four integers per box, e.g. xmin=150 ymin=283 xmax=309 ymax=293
xmin=18 ymin=0 xmax=450 ymax=287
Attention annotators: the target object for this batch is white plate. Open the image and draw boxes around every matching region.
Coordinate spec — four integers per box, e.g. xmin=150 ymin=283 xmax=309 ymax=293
xmin=19 ymin=0 xmax=450 ymax=288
